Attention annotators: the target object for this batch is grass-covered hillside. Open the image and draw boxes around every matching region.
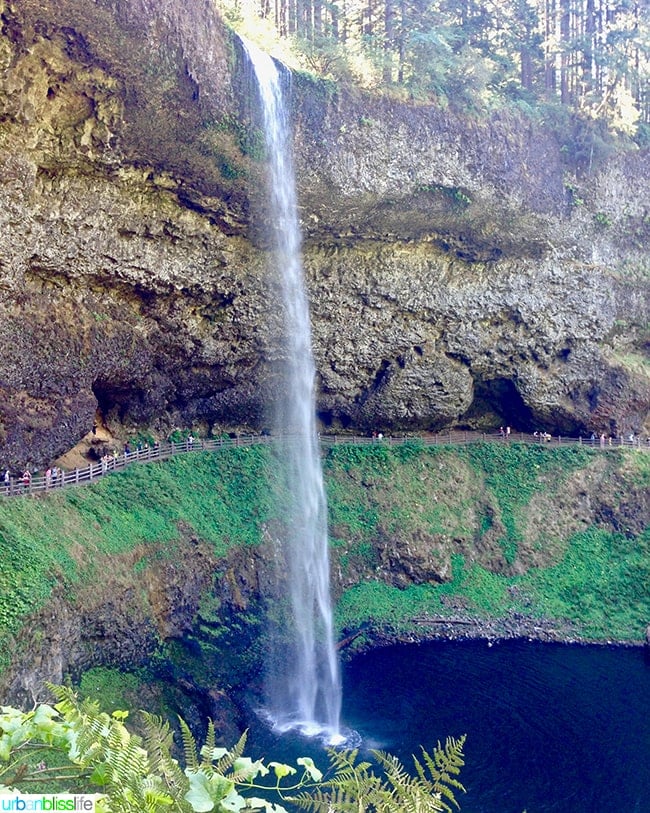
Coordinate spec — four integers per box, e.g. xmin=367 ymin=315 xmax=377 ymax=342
xmin=0 ymin=447 xmax=276 ymax=678
xmin=0 ymin=442 xmax=648 ymax=688
xmin=324 ymin=442 xmax=650 ymax=644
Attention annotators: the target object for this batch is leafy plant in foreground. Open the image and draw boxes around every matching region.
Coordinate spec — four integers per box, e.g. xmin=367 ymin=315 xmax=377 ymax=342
xmin=0 ymin=686 xmax=466 ymax=812
xmin=290 ymin=737 xmax=466 ymax=812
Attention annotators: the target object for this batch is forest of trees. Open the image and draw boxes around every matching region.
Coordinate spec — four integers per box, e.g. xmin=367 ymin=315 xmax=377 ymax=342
xmin=223 ymin=0 xmax=650 ymax=142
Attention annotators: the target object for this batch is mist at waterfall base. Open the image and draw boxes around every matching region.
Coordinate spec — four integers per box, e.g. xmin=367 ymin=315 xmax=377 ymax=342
xmin=242 ymin=640 xmax=650 ymax=812
xmin=241 ymin=38 xmax=342 ymax=742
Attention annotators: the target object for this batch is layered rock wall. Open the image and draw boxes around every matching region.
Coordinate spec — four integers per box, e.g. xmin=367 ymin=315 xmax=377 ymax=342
xmin=0 ymin=0 xmax=647 ymax=468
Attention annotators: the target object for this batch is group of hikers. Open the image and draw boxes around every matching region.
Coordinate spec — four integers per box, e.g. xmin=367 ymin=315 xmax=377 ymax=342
xmin=3 ymin=465 xmax=64 ymax=494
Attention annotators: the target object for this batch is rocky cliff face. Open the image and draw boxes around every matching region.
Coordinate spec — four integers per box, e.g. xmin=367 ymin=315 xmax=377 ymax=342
xmin=294 ymin=90 xmax=649 ymax=434
xmin=0 ymin=0 xmax=647 ymax=468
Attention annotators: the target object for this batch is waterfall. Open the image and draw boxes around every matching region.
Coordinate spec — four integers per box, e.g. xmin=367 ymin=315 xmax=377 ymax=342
xmin=241 ymin=38 xmax=342 ymax=742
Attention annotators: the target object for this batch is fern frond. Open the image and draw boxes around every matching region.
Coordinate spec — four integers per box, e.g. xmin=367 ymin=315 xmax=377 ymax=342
xmin=287 ymin=789 xmax=333 ymax=812
xmin=101 ymin=741 xmax=149 ymax=795
xmin=420 ymin=736 xmax=466 ymax=785
xmin=373 ymin=750 xmax=441 ymax=813
xmin=47 ymin=684 xmax=80 ymax=716
xmin=325 ymin=747 xmax=360 ymax=773
xmin=204 ymin=720 xmax=216 ymax=756
xmin=140 ymin=712 xmax=186 ymax=798
xmin=212 ymin=730 xmax=247 ymax=775
xmin=289 ymin=784 xmax=366 ymax=812
xmin=415 ymin=736 xmax=467 ymax=812
xmin=374 ymin=750 xmax=413 ymax=788
xmin=140 ymin=713 xmax=175 ymax=772
xmin=291 ymin=747 xmax=395 ymax=813
xmin=138 ymin=774 xmax=180 ymax=813
xmin=178 ymin=717 xmax=198 ymax=772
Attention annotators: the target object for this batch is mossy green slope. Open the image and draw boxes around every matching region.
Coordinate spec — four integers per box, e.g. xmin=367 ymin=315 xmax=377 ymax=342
xmin=0 ymin=447 xmax=275 ymax=674
xmin=0 ymin=442 xmax=648 ymax=682
xmin=327 ymin=442 xmax=650 ymax=643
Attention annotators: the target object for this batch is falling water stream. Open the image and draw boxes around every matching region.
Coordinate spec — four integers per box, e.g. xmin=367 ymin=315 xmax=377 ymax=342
xmin=241 ymin=38 xmax=342 ymax=742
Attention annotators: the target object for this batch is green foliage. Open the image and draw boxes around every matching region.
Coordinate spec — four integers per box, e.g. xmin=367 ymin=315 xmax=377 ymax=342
xmin=330 ymin=442 xmax=649 ymax=641
xmin=0 ymin=448 xmax=276 ymax=676
xmin=335 ymin=557 xmax=511 ymax=632
xmin=593 ymin=211 xmax=612 ymax=228
xmin=324 ymin=443 xmax=473 ymax=558
xmin=168 ymin=428 xmax=193 ymax=443
xmin=1 ymin=438 xmax=647 ymax=693
xmin=78 ymin=669 xmax=148 ymax=717
xmin=290 ymin=738 xmax=465 ymax=812
xmin=393 ymin=438 xmax=426 ymax=462
xmin=521 ymin=525 xmax=650 ymax=639
xmin=0 ymin=688 xmax=465 ymax=813
xmin=337 ymin=521 xmax=650 ymax=643
xmin=437 ymin=557 xmax=511 ymax=615
xmin=461 ymin=442 xmax=593 ymax=566
xmin=218 ymin=157 xmax=245 ymax=180
xmin=563 ymin=179 xmax=584 ymax=207
xmin=226 ymin=0 xmax=650 ymax=136
xmin=292 ymin=35 xmax=349 ymax=82
xmin=636 ymin=121 xmax=650 ymax=148
xmin=336 ymin=581 xmax=443 ymax=631
xmin=130 ymin=432 xmax=156 ymax=449
xmin=293 ymin=70 xmax=339 ymax=103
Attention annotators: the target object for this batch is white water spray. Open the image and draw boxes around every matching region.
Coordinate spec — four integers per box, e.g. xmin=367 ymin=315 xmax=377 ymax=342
xmin=241 ymin=38 xmax=342 ymax=741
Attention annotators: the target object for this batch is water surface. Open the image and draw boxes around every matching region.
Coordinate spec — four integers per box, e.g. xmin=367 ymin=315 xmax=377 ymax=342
xmin=246 ymin=640 xmax=650 ymax=812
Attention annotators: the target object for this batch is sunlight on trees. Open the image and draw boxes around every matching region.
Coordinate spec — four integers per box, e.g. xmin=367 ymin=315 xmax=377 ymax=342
xmin=217 ymin=0 xmax=650 ymax=136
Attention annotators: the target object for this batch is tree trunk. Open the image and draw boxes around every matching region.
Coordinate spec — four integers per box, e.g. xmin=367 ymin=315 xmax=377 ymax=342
xmin=383 ymin=0 xmax=394 ymax=83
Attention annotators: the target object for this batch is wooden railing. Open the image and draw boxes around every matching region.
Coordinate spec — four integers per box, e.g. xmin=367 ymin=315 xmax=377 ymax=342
xmin=2 ymin=430 xmax=647 ymax=499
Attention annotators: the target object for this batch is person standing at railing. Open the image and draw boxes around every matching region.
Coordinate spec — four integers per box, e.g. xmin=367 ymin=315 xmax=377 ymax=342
xmin=3 ymin=468 xmax=10 ymax=495
xmin=22 ymin=469 xmax=31 ymax=491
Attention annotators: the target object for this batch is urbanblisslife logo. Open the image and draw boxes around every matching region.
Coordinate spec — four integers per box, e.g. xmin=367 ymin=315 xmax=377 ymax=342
xmin=0 ymin=795 xmax=99 ymax=811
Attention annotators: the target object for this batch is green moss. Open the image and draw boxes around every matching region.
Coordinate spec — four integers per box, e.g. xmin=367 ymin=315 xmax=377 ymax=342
xmin=324 ymin=443 xmax=474 ymax=548
xmin=293 ymin=69 xmax=339 ymax=103
xmin=0 ymin=447 xmax=276 ymax=675
xmin=336 ymin=521 xmax=650 ymax=643
xmin=460 ymin=442 xmax=594 ymax=565
xmin=336 ymin=581 xmax=443 ymax=630
xmin=521 ymin=525 xmax=650 ymax=639
xmin=330 ymin=443 xmax=649 ymax=643
xmin=437 ymin=555 xmax=511 ymax=614
xmin=0 ymin=441 xmax=647 ymax=682
xmin=335 ymin=555 xmax=512 ymax=631
xmin=78 ymin=667 xmax=148 ymax=714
